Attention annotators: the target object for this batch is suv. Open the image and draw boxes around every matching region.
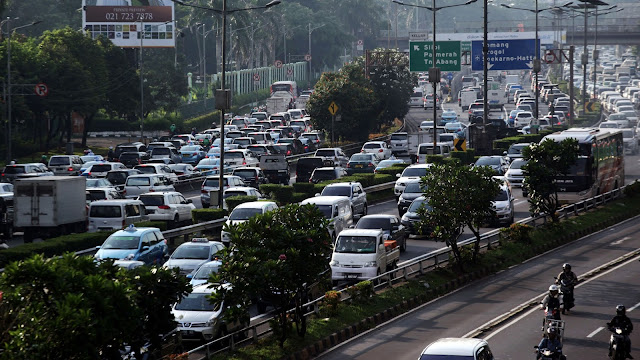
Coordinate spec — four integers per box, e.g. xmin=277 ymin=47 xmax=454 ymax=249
xmin=1 ymin=163 xmax=54 ymax=183
xmin=319 ymin=182 xmax=368 ymax=218
xmin=301 ymin=132 xmax=324 ymax=148
xmin=418 ymin=338 xmax=494 ymax=360
xmin=163 ymin=238 xmax=225 ymax=276
xmin=106 ymin=169 xmax=142 ymax=186
xmin=119 ymin=151 xmax=150 ymax=168
xmin=389 ymin=132 xmax=409 ymax=155
xmin=514 ymin=111 xmax=533 ymax=128
xmin=314 ymin=148 xmax=348 ymax=167
xmin=138 ymin=191 xmax=195 ymax=228
xmin=296 ymin=157 xmax=325 ymax=183
xmin=82 ymin=162 xmax=128 ymax=178
xmin=150 ymin=147 xmax=181 ymax=164
xmin=224 ymin=149 xmax=259 ymax=168
xmin=394 ymin=164 xmax=433 ymax=199
xmin=309 ymin=167 xmax=347 ymax=184
xmin=48 ymin=155 xmax=84 ymax=176
xmin=200 ymin=175 xmax=245 ymax=208
xmin=124 ymin=174 xmax=175 ymax=198
xmin=134 ymin=163 xmax=179 ymax=184
xmin=221 ymin=201 xmax=278 ymax=246
xmin=231 ymin=167 xmax=268 ymax=188
xmin=94 ymin=226 xmax=169 ymax=265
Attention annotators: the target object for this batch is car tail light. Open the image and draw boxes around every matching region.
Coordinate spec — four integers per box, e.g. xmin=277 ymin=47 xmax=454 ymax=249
xmin=379 ymin=149 xmax=383 ymax=152
xmin=368 ymin=163 xmax=374 ymax=167
xmin=255 ymin=176 xmax=259 ymax=181
xmin=149 ymin=188 xmax=155 ymax=192
xmin=68 ymin=167 xmax=74 ymax=171
xmin=346 ymin=163 xmax=350 ymax=168
xmin=138 ymin=158 xmax=141 ymax=164
xmin=87 ymin=172 xmax=91 ymax=176
xmin=287 ymin=150 xmax=291 ymax=155
xmin=193 ymin=153 xmax=197 ymax=156
xmin=122 ymin=219 xmax=126 ymax=227
xmin=309 ymin=179 xmax=313 ymax=183
xmin=158 ymin=205 xmax=170 ymax=209
xmin=243 ymin=161 xmax=246 ymax=165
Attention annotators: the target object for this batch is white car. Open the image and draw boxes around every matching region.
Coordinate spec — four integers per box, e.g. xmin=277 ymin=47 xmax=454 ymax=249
xmin=134 ymin=163 xmax=179 ymax=184
xmin=163 ymin=238 xmax=225 ymax=276
xmin=221 ymin=201 xmax=278 ymax=246
xmin=361 ymin=141 xmax=392 ymax=160
xmin=172 ymin=283 xmax=246 ymax=341
xmin=505 ymin=158 xmax=527 ymax=187
xmin=314 ymin=148 xmax=348 ymax=167
xmin=420 ymin=121 xmax=434 ymax=132
xmin=491 ymin=184 xmax=515 ymax=225
xmin=137 ymin=191 xmax=195 ymax=225
xmin=187 ymin=260 xmax=223 ymax=287
xmin=622 ymin=128 xmax=639 ymax=155
xmin=394 ymin=164 xmax=433 ymax=199
xmin=514 ymin=111 xmax=533 ymax=128
xmin=418 ymin=338 xmax=494 ymax=360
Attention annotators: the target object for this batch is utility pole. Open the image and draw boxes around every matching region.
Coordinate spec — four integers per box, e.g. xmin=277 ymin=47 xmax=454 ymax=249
xmin=140 ymin=20 xmax=145 ymax=142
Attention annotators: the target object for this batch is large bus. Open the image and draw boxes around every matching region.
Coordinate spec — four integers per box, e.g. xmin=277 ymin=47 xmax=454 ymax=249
xmin=270 ymin=81 xmax=298 ymax=99
xmin=542 ymin=127 xmax=624 ymax=203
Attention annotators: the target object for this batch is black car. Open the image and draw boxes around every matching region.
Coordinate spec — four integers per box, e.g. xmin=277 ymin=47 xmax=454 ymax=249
xmin=231 ymin=167 xmax=268 ymax=188
xmin=401 ymin=196 xmax=433 ymax=237
xmin=397 ymin=181 xmax=426 ymax=216
xmin=309 ymin=167 xmax=347 ymax=184
xmin=355 ymin=215 xmax=407 ymax=252
xmin=278 ymin=138 xmax=305 ymax=155
xmin=272 ymin=143 xmax=296 ymax=157
xmin=295 ymin=156 xmax=325 ymax=183
xmin=105 ymin=169 xmax=142 ymax=186
xmin=118 ymin=152 xmax=150 ymax=168
xmin=114 ymin=142 xmax=146 ymax=159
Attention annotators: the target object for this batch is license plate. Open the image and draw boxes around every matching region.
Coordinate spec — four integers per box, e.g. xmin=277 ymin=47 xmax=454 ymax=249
xmin=182 ymin=154 xmax=189 ymax=157
xmin=344 ymin=273 xmax=360 ymax=279
xmin=355 ymin=164 xmax=364 ymax=168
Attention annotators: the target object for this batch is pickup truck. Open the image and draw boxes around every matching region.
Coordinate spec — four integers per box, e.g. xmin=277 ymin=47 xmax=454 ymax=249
xmin=259 ymin=154 xmax=290 ymax=185
xmin=330 ymin=229 xmax=400 ymax=285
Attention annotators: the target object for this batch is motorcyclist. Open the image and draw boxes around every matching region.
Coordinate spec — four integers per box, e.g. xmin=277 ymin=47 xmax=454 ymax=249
xmin=536 ymin=327 xmax=565 ymax=360
xmin=107 ymin=146 xmax=115 ymax=161
xmin=555 ymin=263 xmax=577 ymax=314
xmin=541 ymin=284 xmax=563 ymax=320
xmin=608 ymin=304 xmax=633 ymax=359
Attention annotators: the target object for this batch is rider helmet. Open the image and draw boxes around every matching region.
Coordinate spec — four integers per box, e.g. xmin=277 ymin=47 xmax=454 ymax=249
xmin=547 ymin=327 xmax=558 ymax=338
xmin=562 ymin=263 xmax=571 ymax=271
xmin=616 ymin=304 xmax=626 ymax=316
xmin=549 ymin=284 xmax=560 ymax=297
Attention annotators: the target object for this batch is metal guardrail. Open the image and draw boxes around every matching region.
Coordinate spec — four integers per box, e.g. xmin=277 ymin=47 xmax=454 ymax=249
xmin=187 ymin=184 xmax=628 ymax=358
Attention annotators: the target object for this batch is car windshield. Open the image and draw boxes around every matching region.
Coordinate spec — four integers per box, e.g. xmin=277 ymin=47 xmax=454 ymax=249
xmin=350 ymin=154 xmax=373 ymax=162
xmin=316 ymin=149 xmax=336 ymax=157
xmin=600 ymin=123 xmax=618 ymax=128
xmin=174 ymin=292 xmax=219 ymax=311
xmin=476 ymin=157 xmax=500 ymax=166
xmin=494 ymin=189 xmax=509 ymax=201
xmin=192 ymin=263 xmax=221 ymax=280
xmin=90 ymin=205 xmax=121 ymax=217
xmin=391 ymin=133 xmax=408 ymax=140
xmin=322 ymin=186 xmax=351 ymax=197
xmin=402 ymin=167 xmax=427 ymax=177
xmin=49 ymin=157 xmax=70 ymax=166
xmin=3 ymin=166 xmax=25 ymax=174
xmin=363 ymin=143 xmax=381 ymax=149
xmin=355 ymin=217 xmax=391 ymax=230
xmin=510 ymin=159 xmax=527 ymax=169
xmin=152 ymin=148 xmax=170 ymax=155
xmin=234 ymin=169 xmax=257 ymax=178
xmin=418 ymin=356 xmax=474 ymax=360
xmin=235 ymin=138 xmax=252 ymax=145
xmin=136 ymin=166 xmax=157 ymax=174
xmin=171 ymin=245 xmax=211 ymax=260
xmin=508 ymin=145 xmax=527 ymax=154
xmin=404 ymin=182 xmax=425 ymax=193
xmin=203 ymin=178 xmax=225 ymax=187
xmin=225 ymin=152 xmax=244 ymax=159
xmin=609 ymin=114 xmax=626 ymax=120
xmin=138 ymin=195 xmax=165 ymax=206
xmin=378 ymin=160 xmax=401 ymax=168
xmin=224 ymin=191 xmax=249 ymax=198
xmin=120 ymin=153 xmax=140 ymax=160
xmin=126 ymin=177 xmax=150 ymax=186
xmin=334 ymin=236 xmax=377 ymax=254
xmin=230 ymin=208 xmax=263 ymax=220
xmin=86 ymin=179 xmax=106 ymax=187
xmin=312 ymin=169 xmax=336 ymax=180
xmin=102 ymin=235 xmax=139 ymax=250
xmin=408 ymin=199 xmax=432 ymax=213
xmin=91 ymin=165 xmax=112 ymax=172
xmin=181 ymin=146 xmax=199 ymax=152
xmin=248 ymin=147 xmax=268 ymax=155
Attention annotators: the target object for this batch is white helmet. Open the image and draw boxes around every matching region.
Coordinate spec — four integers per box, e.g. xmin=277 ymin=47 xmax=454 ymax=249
xmin=549 ymin=284 xmax=560 ymax=296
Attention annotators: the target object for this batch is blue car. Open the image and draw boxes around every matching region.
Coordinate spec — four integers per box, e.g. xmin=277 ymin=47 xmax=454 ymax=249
xmin=94 ymin=226 xmax=169 ymax=265
xmin=439 ymin=110 xmax=459 ymax=125
xmin=179 ymin=145 xmax=206 ymax=164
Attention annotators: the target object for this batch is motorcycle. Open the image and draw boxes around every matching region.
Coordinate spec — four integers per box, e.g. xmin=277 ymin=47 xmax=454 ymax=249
xmin=608 ymin=325 xmax=627 ymax=360
xmin=534 ymin=345 xmax=565 ymax=360
xmin=555 ymin=277 xmax=575 ymax=313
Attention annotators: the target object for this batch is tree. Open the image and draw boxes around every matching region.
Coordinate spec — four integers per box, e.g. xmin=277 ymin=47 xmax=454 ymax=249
xmin=210 ymin=204 xmax=332 ymax=347
xmin=0 ymin=254 xmax=191 ymax=360
xmin=306 ymin=63 xmax=379 ymax=142
xmin=522 ymin=138 xmax=579 ymax=222
xmin=418 ymin=163 xmax=501 ymax=272
xmin=353 ymin=49 xmax=415 ymax=129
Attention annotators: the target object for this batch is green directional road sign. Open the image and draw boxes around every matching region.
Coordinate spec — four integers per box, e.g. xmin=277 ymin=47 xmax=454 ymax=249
xmin=409 ymin=41 xmax=461 ymax=72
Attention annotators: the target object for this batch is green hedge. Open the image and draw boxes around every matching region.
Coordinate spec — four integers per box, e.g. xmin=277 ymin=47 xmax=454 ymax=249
xmin=451 ymin=148 xmax=476 ymax=165
xmin=374 ymin=163 xmax=410 ymax=176
xmin=225 ymin=195 xmax=258 ymax=211
xmin=191 ymin=208 xmax=227 ymax=223
xmin=292 ymin=182 xmax=315 ymax=196
xmin=0 ymin=231 xmax=111 ymax=269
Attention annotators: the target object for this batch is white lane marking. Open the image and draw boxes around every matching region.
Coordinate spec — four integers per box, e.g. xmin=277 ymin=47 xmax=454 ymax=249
xmin=515 ymin=200 xmax=528 ymax=206
xmin=611 ymin=236 xmax=631 ymax=245
xmin=628 ymin=301 xmax=640 ymax=312
xmin=478 ymin=252 xmax=640 ymax=340
xmin=587 ymin=327 xmax=605 ymax=338
xmin=370 ymin=199 xmax=396 ymax=207
xmin=186 ymin=195 xmax=200 ymax=200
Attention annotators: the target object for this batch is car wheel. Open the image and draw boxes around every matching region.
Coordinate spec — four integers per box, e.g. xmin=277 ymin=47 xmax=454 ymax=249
xmin=202 ymin=202 xmax=209 ymax=209
xmin=257 ymin=300 xmax=267 ymax=314
xmin=362 ymin=204 xmax=368 ymax=216
xmin=400 ymin=236 xmax=407 ymax=252
xmin=172 ymin=214 xmax=180 ymax=229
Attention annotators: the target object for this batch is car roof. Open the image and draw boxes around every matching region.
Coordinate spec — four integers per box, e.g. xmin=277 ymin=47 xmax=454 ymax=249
xmin=325 ymin=182 xmax=361 ymax=188
xmin=225 ymin=186 xmax=258 ymax=192
xmin=110 ymin=226 xmax=160 ymax=236
xmin=233 ymin=201 xmax=277 ymax=209
xmin=90 ymin=199 xmax=143 ymax=205
xmin=301 ymin=196 xmax=350 ymax=205
xmin=338 ymin=229 xmax=382 ymax=237
xmin=139 ymin=191 xmax=180 ymax=196
xmin=421 ymin=338 xmax=488 ymax=356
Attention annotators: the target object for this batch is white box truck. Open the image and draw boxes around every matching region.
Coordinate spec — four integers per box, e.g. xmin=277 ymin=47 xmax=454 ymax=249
xmin=14 ymin=176 xmax=87 ymax=242
xmin=505 ymin=74 xmax=519 ymax=85
xmin=330 ymin=229 xmax=400 ymax=285
xmin=266 ymin=95 xmax=291 ymax=115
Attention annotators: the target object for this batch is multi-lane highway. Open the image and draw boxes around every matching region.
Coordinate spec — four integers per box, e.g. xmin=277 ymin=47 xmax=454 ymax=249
xmin=318 ymin=215 xmax=640 ymax=360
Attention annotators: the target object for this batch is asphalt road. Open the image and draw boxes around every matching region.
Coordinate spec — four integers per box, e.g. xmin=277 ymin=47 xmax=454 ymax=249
xmin=317 ymin=215 xmax=640 ymax=360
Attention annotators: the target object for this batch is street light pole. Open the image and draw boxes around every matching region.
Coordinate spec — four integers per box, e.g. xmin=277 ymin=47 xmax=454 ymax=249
xmin=308 ymin=23 xmax=325 ymax=81
xmin=140 ymin=20 xmax=145 ymax=142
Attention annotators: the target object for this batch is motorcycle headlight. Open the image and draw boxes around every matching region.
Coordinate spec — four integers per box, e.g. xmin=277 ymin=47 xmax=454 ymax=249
xmin=364 ymin=261 xmax=377 ymax=267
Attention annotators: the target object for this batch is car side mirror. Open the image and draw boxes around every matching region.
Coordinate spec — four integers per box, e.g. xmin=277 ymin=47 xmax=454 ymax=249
xmin=503 ymin=151 xmax=507 ymax=156
xmin=187 ymin=199 xmax=193 ymax=204
xmin=315 ymin=193 xmax=320 ymax=197
xmin=141 ymin=246 xmax=150 ymax=252
xmin=186 ymin=274 xmax=193 ymax=279
xmin=396 ymin=173 xmax=401 ymax=178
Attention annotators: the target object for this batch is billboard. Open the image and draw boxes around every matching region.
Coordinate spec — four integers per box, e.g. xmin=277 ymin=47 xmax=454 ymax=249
xmin=82 ymin=0 xmax=175 ymax=48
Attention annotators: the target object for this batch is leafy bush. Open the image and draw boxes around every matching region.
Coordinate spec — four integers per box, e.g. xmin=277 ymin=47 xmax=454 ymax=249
xmin=259 ymin=184 xmax=284 ymax=199
xmin=624 ymin=180 xmax=640 ymax=198
xmin=499 ymin=223 xmax=533 ymax=244
xmin=292 ymin=192 xmax=311 ymax=203
xmin=133 ymin=221 xmax=168 ymax=231
xmin=191 ymin=208 xmax=227 ymax=223
xmin=374 ymin=164 xmax=409 ymax=176
xmin=451 ymin=148 xmax=476 ymax=165
xmin=273 ymin=186 xmax=294 ymax=205
xmin=292 ymin=182 xmax=315 ymax=196
xmin=0 ymin=232 xmax=110 ymax=268
xmin=225 ymin=195 xmax=258 ymax=211
xmin=346 ymin=280 xmax=375 ymax=303
xmin=323 ymin=290 xmax=341 ymax=316
xmin=426 ymin=155 xmax=445 ymax=164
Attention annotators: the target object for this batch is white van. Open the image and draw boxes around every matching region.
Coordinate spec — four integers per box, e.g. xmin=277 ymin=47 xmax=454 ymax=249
xmin=417 ymin=142 xmax=451 ymax=162
xmin=300 ymin=196 xmax=353 ymax=240
xmin=88 ymin=199 xmax=147 ymax=232
xmin=124 ymin=174 xmax=175 ymax=198
xmin=410 ymin=87 xmax=424 ymax=107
